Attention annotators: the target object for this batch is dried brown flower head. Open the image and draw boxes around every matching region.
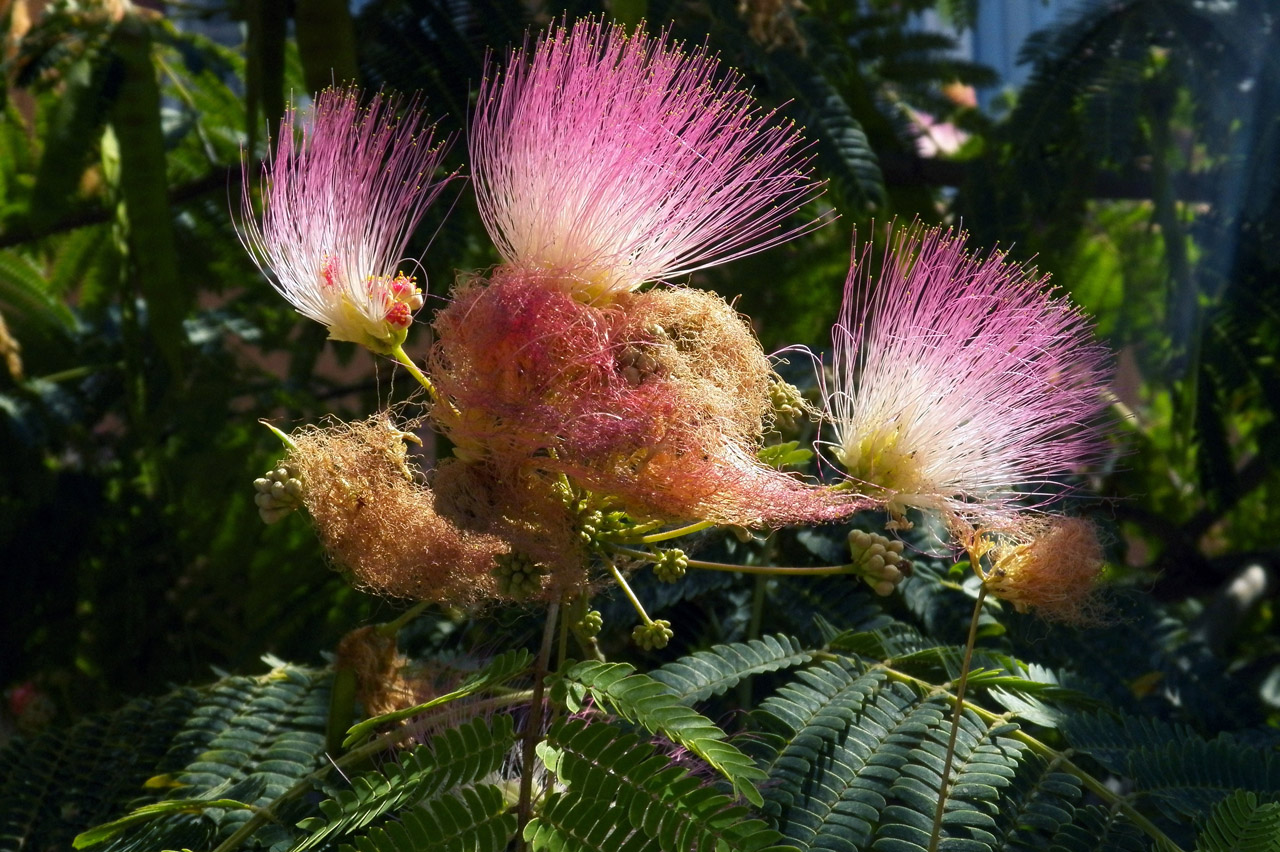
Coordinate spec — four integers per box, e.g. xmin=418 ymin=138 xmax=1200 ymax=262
xmin=978 ymin=516 xmax=1107 ymax=624
xmin=287 ymin=414 xmax=505 ymax=602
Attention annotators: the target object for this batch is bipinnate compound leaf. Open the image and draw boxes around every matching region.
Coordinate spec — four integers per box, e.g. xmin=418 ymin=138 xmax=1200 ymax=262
xmin=295 ymin=714 xmax=516 ymax=851
xmin=1195 ymin=791 xmax=1280 ymax=852
xmin=539 ymin=718 xmax=796 ymax=852
xmin=651 ymin=634 xmax=816 ymax=704
xmin=342 ymin=784 xmax=516 ymax=852
xmin=558 ymin=661 xmax=768 ymax=805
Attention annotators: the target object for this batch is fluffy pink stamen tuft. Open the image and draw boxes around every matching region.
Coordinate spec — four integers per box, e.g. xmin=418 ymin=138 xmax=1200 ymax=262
xmin=470 ymin=17 xmax=828 ymax=300
xmin=235 ymin=86 xmax=455 ymax=351
xmin=826 ymin=225 xmax=1115 ymax=526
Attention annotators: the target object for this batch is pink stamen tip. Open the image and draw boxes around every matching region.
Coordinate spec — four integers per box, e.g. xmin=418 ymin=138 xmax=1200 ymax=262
xmin=470 ymin=16 xmax=830 ymax=296
xmin=234 ymin=85 xmax=456 ymax=349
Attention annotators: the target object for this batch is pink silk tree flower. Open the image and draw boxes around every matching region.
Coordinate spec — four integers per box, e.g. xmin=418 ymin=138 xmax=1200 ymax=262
xmin=827 ymin=226 xmax=1114 ymax=528
xmin=236 ymin=87 xmax=455 ymax=354
xmin=470 ymin=17 xmax=827 ymax=303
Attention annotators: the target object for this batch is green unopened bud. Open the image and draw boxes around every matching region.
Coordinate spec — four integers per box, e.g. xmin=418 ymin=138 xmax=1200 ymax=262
xmin=848 ymin=529 xmax=912 ymax=595
xmin=576 ymin=609 xmax=603 ymax=638
xmin=576 ymin=506 xmax=634 ymax=551
xmin=653 ymin=549 xmax=688 ymax=583
xmin=769 ymin=379 xmax=812 ymax=432
xmin=253 ymin=463 xmax=303 ymax=524
xmin=492 ymin=551 xmax=547 ymax=600
xmin=632 ymin=619 xmax=674 ymax=651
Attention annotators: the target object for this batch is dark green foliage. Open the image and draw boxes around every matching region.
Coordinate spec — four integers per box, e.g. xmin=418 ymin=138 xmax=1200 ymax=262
xmin=535 ymin=718 xmax=793 ymax=852
xmin=0 ymin=688 xmax=199 ymax=851
xmin=1061 ymin=713 xmax=1280 ymax=823
xmin=1195 ymin=791 xmax=1280 ymax=852
xmin=297 ymin=715 xmax=517 ymax=850
xmin=343 ymin=784 xmax=515 ymax=852
xmin=651 ymin=634 xmax=816 ymax=704
xmin=0 ymin=661 xmax=329 ymax=852
xmin=558 ymin=660 xmax=768 ymax=805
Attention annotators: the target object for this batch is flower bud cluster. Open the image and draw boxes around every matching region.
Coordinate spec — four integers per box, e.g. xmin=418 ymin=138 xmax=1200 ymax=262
xmin=848 ymin=529 xmax=910 ymax=596
xmin=575 ymin=608 xmax=604 ymax=638
xmin=575 ymin=506 xmax=632 ymax=552
xmin=254 ymin=465 xmax=304 ymax=524
xmin=652 ymin=549 xmax=689 ymax=583
xmin=492 ymin=551 xmax=548 ymax=600
xmin=769 ymin=379 xmax=811 ymax=432
xmin=632 ymin=619 xmax=674 ymax=651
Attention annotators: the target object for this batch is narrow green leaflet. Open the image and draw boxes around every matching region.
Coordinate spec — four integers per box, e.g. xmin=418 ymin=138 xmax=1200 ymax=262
xmin=342 ymin=649 xmax=531 ymax=747
xmin=73 ymin=798 xmax=255 ymax=849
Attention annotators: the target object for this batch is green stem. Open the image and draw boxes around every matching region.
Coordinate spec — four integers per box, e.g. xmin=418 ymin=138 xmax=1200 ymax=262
xmin=607 ymin=544 xmax=856 ymax=577
xmin=517 ymin=599 xmax=560 ymax=850
xmin=927 ymin=586 xmax=987 ymax=852
xmin=607 ymin=561 xmax=653 ymax=625
xmin=633 ymin=520 xmax=715 ymax=544
xmin=376 ymin=601 xmax=430 ymax=637
xmin=390 ymin=345 xmax=435 ymax=399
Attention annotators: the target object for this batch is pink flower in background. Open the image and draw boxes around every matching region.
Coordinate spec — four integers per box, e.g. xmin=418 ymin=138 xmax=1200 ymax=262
xmin=236 ymin=86 xmax=455 ymax=354
xmin=470 ymin=17 xmax=827 ymax=302
xmin=827 ymin=226 xmax=1114 ymax=527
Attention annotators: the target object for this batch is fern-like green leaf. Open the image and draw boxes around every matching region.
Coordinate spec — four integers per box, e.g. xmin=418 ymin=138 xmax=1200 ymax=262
xmin=0 ymin=688 xmax=200 ymax=852
xmin=0 ymin=248 xmax=78 ymax=334
xmin=1195 ymin=791 xmax=1280 ymax=852
xmin=558 ymin=661 xmax=768 ymax=806
xmin=752 ymin=661 xmax=910 ymax=849
xmin=985 ymin=751 xmax=1084 ymax=852
xmin=650 ymin=634 xmax=815 ymax=704
xmin=342 ymin=648 xmax=531 ymax=747
xmin=73 ymin=798 xmax=256 ymax=849
xmin=524 ymin=791 xmax=658 ymax=852
xmin=295 ymin=714 xmax=517 ymax=851
xmin=343 ymin=784 xmax=517 ymax=852
xmin=546 ymin=718 xmax=795 ymax=852
xmin=1043 ymin=804 xmax=1150 ymax=852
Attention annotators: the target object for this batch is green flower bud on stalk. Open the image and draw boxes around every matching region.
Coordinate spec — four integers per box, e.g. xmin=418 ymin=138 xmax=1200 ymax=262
xmin=253 ymin=464 xmax=304 ymax=524
xmin=576 ymin=609 xmax=604 ymax=638
xmin=769 ymin=379 xmax=811 ymax=432
xmin=632 ymin=619 xmax=674 ymax=651
xmin=492 ymin=551 xmax=548 ymax=600
xmin=653 ymin=548 xmax=689 ymax=583
xmin=848 ymin=528 xmax=911 ymax=596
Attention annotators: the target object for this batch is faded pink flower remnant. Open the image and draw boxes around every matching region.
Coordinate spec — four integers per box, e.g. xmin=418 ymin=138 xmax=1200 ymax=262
xmin=828 ymin=225 xmax=1113 ymax=527
xmin=236 ymin=86 xmax=455 ymax=353
xmin=470 ymin=17 xmax=827 ymax=302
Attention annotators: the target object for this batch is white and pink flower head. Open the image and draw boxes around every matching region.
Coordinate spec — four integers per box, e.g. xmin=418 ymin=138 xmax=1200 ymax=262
xmin=470 ymin=17 xmax=827 ymax=303
xmin=236 ymin=86 xmax=455 ymax=354
xmin=827 ymin=225 xmax=1114 ymax=528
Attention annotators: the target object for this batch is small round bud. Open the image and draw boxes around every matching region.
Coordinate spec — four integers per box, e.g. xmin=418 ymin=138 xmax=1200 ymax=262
xmin=848 ymin=528 xmax=911 ymax=596
xmin=653 ymin=549 xmax=689 ymax=583
xmin=492 ymin=551 xmax=548 ymax=600
xmin=632 ymin=619 xmax=674 ymax=651
xmin=577 ymin=609 xmax=603 ymax=638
